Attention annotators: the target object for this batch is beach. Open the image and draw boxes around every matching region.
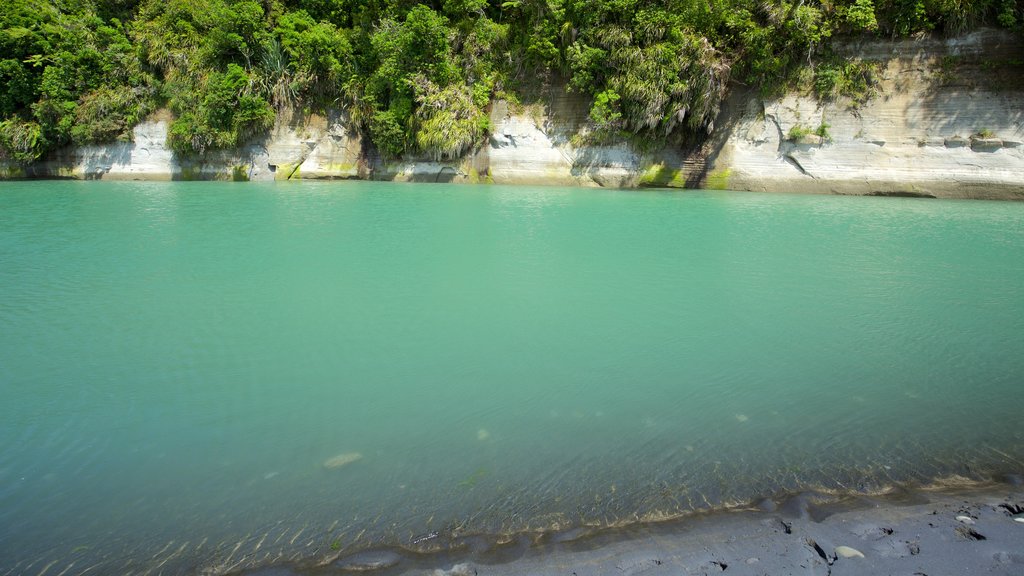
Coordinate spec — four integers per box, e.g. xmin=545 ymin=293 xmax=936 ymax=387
xmin=299 ymin=481 xmax=1024 ymax=576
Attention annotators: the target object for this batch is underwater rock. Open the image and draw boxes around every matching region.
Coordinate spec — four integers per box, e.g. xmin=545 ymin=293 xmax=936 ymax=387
xmin=477 ymin=429 xmax=490 ymax=441
xmin=323 ymin=452 xmax=363 ymax=469
xmin=835 ymin=545 xmax=865 ymax=558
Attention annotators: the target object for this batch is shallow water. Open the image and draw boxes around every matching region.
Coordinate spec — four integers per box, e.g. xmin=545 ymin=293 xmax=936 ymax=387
xmin=1 ymin=181 xmax=1023 ymax=575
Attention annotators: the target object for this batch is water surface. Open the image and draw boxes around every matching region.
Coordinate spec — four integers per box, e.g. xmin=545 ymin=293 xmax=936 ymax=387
xmin=1 ymin=181 xmax=1023 ymax=574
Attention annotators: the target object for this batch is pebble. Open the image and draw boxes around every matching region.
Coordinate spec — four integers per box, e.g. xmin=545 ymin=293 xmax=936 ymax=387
xmin=956 ymin=515 xmax=976 ymax=525
xmin=835 ymin=546 xmax=865 ymax=559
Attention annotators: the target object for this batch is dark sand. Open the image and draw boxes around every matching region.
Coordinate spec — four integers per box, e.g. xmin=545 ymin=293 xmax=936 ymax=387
xmin=250 ymin=483 xmax=1024 ymax=576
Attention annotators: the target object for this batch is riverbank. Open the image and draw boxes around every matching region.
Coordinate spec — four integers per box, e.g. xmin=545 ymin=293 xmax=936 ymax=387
xmin=2 ymin=31 xmax=1022 ymax=200
xmin=249 ymin=481 xmax=1024 ymax=576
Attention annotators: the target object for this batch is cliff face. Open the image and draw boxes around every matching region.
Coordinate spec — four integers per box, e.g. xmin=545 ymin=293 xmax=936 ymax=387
xmin=4 ymin=30 xmax=1022 ymax=199
xmin=711 ymin=29 xmax=1024 ymax=200
xmin=2 ymin=110 xmax=365 ymax=182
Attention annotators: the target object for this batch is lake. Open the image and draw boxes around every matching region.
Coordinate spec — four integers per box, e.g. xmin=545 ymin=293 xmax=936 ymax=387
xmin=1 ymin=181 xmax=1023 ymax=575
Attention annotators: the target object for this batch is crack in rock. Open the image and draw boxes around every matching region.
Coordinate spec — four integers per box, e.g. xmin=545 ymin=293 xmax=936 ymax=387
xmin=783 ymin=154 xmax=814 ymax=178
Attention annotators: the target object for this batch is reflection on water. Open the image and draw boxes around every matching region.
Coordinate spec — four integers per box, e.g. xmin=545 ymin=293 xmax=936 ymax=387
xmin=1 ymin=181 xmax=1023 ymax=575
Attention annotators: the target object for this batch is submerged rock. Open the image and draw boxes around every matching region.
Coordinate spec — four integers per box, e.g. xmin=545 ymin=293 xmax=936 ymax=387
xmin=323 ymin=452 xmax=363 ymax=469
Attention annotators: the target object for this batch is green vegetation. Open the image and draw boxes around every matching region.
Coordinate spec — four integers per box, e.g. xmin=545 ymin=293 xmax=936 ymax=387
xmin=788 ymin=121 xmax=832 ymax=141
xmin=788 ymin=124 xmax=813 ymax=140
xmin=813 ymin=58 xmax=880 ymax=105
xmin=1 ymin=0 xmax=1021 ymax=163
xmin=705 ymin=168 xmax=732 ymax=189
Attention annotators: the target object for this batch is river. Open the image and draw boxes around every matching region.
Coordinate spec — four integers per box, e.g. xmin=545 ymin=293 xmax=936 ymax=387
xmin=1 ymin=181 xmax=1022 ymax=575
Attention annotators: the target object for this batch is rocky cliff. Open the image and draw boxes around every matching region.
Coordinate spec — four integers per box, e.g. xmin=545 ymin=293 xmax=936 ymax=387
xmin=3 ymin=30 xmax=1022 ymax=199
xmin=710 ymin=29 xmax=1024 ymax=200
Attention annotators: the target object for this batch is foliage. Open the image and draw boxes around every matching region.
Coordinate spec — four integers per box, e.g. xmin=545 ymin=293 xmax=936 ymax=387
xmin=845 ymin=0 xmax=880 ymax=31
xmin=788 ymin=124 xmax=813 ymax=140
xmin=411 ymin=75 xmax=489 ymax=160
xmin=274 ymin=10 xmax=353 ymax=103
xmin=167 ymin=64 xmax=274 ymax=155
xmin=589 ymin=89 xmax=622 ymax=128
xmin=0 ymin=1 xmax=155 ymax=161
xmin=1 ymin=0 xmax=1020 ymax=163
xmin=0 ymin=118 xmax=45 ymax=163
xmin=814 ymin=59 xmax=880 ymax=104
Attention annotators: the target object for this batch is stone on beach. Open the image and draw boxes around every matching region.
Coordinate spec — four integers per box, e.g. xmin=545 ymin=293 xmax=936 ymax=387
xmin=835 ymin=545 xmax=865 ymax=558
xmin=431 ymin=563 xmax=475 ymax=576
xmin=323 ymin=452 xmax=363 ymax=469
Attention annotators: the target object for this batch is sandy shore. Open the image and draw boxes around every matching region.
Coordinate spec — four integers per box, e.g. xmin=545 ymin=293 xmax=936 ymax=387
xmin=253 ymin=482 xmax=1024 ymax=576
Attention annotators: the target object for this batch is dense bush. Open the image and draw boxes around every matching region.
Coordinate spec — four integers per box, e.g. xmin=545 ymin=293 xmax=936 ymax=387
xmin=0 ymin=1 xmax=155 ymax=162
xmin=1 ymin=0 xmax=1021 ymax=163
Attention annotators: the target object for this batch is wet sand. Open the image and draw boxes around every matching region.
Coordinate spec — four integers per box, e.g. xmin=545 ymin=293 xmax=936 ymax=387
xmin=464 ymin=488 xmax=1024 ymax=576
xmin=251 ymin=482 xmax=1024 ymax=576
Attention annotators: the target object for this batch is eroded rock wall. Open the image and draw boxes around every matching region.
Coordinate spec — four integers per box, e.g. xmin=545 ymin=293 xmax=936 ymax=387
xmin=707 ymin=29 xmax=1024 ymax=200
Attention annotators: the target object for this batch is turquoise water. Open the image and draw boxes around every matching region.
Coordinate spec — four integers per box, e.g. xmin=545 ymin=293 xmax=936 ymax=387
xmin=1 ymin=181 xmax=1023 ymax=575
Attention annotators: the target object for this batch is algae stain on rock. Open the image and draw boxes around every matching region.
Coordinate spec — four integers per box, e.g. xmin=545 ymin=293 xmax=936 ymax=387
xmin=705 ymin=168 xmax=732 ymax=190
xmin=638 ymin=163 xmax=686 ymax=188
